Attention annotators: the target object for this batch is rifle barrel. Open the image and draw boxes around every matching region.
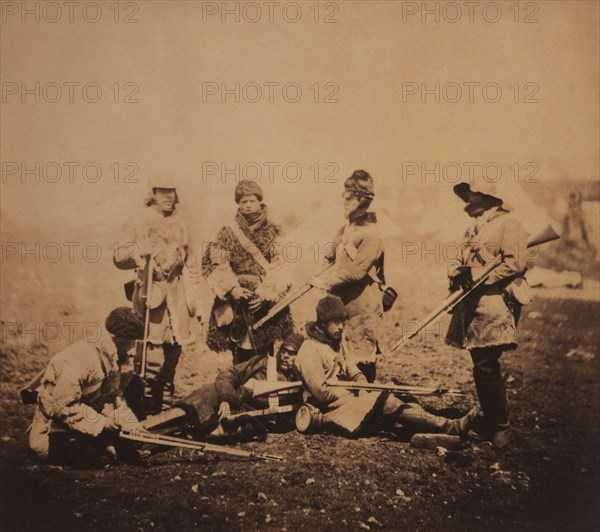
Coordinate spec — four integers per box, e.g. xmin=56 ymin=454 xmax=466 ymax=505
xmin=120 ymin=430 xmax=283 ymax=461
xmin=325 ymin=381 xmax=464 ymax=397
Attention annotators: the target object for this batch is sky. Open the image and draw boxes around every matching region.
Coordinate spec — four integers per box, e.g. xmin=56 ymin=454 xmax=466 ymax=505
xmin=1 ymin=0 xmax=598 ymax=248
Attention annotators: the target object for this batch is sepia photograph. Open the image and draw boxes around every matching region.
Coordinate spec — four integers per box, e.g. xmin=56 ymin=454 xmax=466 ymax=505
xmin=1 ymin=1 xmax=599 ymax=530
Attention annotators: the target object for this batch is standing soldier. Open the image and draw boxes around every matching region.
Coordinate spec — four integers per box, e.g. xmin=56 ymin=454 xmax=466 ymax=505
xmin=113 ymin=177 xmax=201 ymax=414
xmin=202 ymin=180 xmax=294 ymax=364
xmin=310 ymin=170 xmax=384 ymax=382
xmin=445 ymin=179 xmax=531 ymax=452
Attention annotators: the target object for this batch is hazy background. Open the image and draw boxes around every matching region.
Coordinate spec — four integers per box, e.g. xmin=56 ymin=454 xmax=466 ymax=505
xmin=1 ymin=0 xmax=599 ymax=323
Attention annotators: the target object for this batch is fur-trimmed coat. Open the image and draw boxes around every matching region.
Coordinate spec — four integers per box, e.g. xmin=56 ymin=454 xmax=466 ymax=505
xmin=202 ymin=208 xmax=293 ymax=352
xmin=114 ymin=206 xmax=201 ymax=345
xmin=29 ymin=339 xmax=142 ymax=459
xmin=294 ymin=330 xmax=385 ymax=437
xmin=445 ymin=208 xmax=530 ymax=351
xmin=320 ymin=212 xmax=384 ymax=364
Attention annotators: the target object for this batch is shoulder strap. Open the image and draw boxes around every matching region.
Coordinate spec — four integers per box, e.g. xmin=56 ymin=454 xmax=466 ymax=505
xmin=343 ymin=240 xmax=383 ymax=287
xmin=227 ymin=223 xmax=271 ymax=273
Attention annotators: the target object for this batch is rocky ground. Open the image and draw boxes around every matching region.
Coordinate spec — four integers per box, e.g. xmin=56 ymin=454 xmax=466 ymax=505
xmin=1 ymin=270 xmax=599 ymax=531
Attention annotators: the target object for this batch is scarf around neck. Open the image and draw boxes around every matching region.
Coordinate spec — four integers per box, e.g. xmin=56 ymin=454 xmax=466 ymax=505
xmin=306 ymin=321 xmax=341 ymax=351
xmin=348 ymin=209 xmax=377 ymax=226
xmin=236 ymin=204 xmax=268 ymax=231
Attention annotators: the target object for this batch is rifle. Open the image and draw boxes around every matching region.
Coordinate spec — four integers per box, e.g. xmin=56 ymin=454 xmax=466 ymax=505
xmin=390 ymin=222 xmax=560 ymax=353
xmin=325 ymin=380 xmax=464 ymax=397
xmin=135 ymin=255 xmax=156 ymax=378
xmin=120 ymin=429 xmax=283 ymax=461
xmin=252 ymin=380 xmax=304 ymax=398
xmin=390 ymin=256 xmax=502 ymax=352
xmin=252 ymin=262 xmax=335 ymax=330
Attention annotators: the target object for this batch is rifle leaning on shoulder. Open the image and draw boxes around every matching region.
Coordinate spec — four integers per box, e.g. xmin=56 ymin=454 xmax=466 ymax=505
xmin=252 ymin=262 xmax=335 ymax=330
xmin=325 ymin=380 xmax=464 ymax=397
xmin=390 ymin=223 xmax=560 ymax=353
xmin=120 ymin=429 xmax=283 ymax=461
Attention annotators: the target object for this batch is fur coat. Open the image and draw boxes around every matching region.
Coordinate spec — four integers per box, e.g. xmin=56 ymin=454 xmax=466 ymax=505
xmin=202 ymin=207 xmax=293 ymax=353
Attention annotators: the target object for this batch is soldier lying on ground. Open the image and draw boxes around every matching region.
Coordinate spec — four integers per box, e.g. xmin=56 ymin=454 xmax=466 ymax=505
xmin=28 ymin=308 xmax=146 ymax=468
xmin=294 ymin=295 xmax=478 ymax=445
xmin=143 ymin=333 xmax=305 ymax=438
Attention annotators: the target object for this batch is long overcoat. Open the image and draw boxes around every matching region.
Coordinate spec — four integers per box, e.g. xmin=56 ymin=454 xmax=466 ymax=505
xmin=445 ymin=209 xmax=531 ymax=351
xmin=114 ymin=206 xmax=201 ymax=345
xmin=294 ymin=334 xmax=386 ymax=437
xmin=320 ymin=212 xmax=384 ymax=364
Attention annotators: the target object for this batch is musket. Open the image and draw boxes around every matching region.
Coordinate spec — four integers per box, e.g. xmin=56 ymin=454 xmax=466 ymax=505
xmin=136 ymin=255 xmax=156 ymax=378
xmin=390 ymin=256 xmax=503 ymax=352
xmin=252 ymin=380 xmax=305 ymax=398
xmin=389 ymin=222 xmax=561 ymax=353
xmin=120 ymin=429 xmax=283 ymax=461
xmin=325 ymin=380 xmax=464 ymax=397
xmin=252 ymin=262 xmax=335 ymax=330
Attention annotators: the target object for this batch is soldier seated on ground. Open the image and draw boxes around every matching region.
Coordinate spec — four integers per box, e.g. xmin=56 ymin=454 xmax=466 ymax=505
xmin=27 ymin=307 xmax=147 ymax=469
xmin=143 ymin=333 xmax=305 ymax=439
xmin=294 ymin=295 xmax=477 ymax=446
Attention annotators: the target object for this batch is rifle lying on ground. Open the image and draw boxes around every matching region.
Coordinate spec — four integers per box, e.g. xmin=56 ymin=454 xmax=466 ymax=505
xmin=120 ymin=429 xmax=283 ymax=461
xmin=252 ymin=262 xmax=335 ymax=330
xmin=325 ymin=380 xmax=464 ymax=397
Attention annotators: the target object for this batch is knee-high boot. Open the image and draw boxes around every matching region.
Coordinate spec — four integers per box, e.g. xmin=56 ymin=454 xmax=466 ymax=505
xmin=473 ymin=371 xmax=511 ymax=452
xmin=399 ymin=404 xmax=478 ymax=437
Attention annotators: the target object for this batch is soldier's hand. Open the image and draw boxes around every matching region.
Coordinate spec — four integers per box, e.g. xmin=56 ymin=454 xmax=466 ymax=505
xmin=138 ymin=239 xmax=158 ymax=257
xmin=248 ymin=296 xmax=264 ymax=312
xmin=308 ymin=276 xmax=329 ymax=290
xmin=102 ymin=417 xmax=120 ymax=433
xmin=230 ymin=286 xmax=253 ymax=301
xmin=218 ymin=402 xmax=231 ymax=420
xmin=449 ymin=266 xmax=473 ymax=291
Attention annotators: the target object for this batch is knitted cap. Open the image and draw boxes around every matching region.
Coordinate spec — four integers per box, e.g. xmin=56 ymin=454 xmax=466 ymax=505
xmin=280 ymin=333 xmax=305 ymax=354
xmin=316 ymin=295 xmax=349 ymax=323
xmin=105 ymin=307 xmax=144 ymax=339
xmin=235 ymin=180 xmax=263 ymax=203
xmin=344 ymin=170 xmax=374 ymax=200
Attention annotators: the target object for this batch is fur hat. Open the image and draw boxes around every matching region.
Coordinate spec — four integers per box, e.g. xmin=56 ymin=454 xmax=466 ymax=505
xmin=344 ymin=170 xmax=374 ymax=200
xmin=280 ymin=333 xmax=304 ymax=354
xmin=316 ymin=295 xmax=349 ymax=323
xmin=105 ymin=307 xmax=144 ymax=339
xmin=235 ymin=180 xmax=263 ymax=203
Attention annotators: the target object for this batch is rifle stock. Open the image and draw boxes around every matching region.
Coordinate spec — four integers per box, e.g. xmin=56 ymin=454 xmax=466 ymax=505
xmin=252 ymin=380 xmax=304 ymax=398
xmin=252 ymin=262 xmax=335 ymax=330
xmin=325 ymin=380 xmax=464 ymax=397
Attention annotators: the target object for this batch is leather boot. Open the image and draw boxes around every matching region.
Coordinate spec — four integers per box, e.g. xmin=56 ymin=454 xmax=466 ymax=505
xmin=399 ymin=404 xmax=478 ymax=437
xmin=473 ymin=372 xmax=511 ymax=452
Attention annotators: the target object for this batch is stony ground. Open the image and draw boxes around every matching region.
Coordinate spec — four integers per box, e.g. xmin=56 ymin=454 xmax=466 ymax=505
xmin=1 ymin=274 xmax=599 ymax=531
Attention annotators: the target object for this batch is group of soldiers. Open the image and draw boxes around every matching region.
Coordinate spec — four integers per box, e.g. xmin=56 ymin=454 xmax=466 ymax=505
xmin=25 ymin=169 xmax=533 ymax=468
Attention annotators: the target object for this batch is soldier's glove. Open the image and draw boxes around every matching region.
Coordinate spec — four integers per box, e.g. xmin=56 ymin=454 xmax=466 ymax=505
xmin=448 ymin=266 xmax=473 ymax=292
